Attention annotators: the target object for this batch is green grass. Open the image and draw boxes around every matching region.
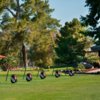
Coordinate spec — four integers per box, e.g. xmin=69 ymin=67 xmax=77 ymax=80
xmin=0 ymin=71 xmax=100 ymax=100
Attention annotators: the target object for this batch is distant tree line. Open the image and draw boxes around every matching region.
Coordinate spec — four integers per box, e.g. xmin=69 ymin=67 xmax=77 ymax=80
xmin=0 ymin=0 xmax=100 ymax=69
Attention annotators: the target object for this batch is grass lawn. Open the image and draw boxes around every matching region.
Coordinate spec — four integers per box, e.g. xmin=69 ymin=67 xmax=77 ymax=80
xmin=0 ymin=71 xmax=100 ymax=100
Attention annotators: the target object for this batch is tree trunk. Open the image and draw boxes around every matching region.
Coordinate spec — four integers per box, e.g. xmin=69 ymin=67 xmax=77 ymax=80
xmin=22 ymin=43 xmax=28 ymax=79
xmin=5 ymin=69 xmax=9 ymax=81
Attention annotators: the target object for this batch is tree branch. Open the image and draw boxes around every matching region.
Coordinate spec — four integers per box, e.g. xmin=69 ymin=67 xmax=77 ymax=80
xmin=16 ymin=0 xmax=20 ymax=18
xmin=6 ymin=7 xmax=16 ymax=18
xmin=16 ymin=0 xmax=20 ymax=8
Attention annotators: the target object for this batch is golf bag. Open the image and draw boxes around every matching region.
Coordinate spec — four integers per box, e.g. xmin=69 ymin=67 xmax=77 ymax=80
xmin=26 ymin=73 xmax=32 ymax=81
xmin=11 ymin=74 xmax=17 ymax=83
xmin=40 ymin=71 xmax=46 ymax=79
xmin=55 ymin=70 xmax=60 ymax=78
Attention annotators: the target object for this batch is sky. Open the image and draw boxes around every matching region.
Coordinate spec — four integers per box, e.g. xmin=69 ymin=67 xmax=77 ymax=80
xmin=49 ymin=0 xmax=89 ymax=26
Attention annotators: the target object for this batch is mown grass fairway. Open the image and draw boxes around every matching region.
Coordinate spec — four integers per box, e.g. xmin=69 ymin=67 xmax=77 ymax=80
xmin=0 ymin=72 xmax=100 ymax=100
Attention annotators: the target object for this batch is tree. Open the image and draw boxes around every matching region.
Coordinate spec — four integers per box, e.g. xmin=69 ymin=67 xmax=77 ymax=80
xmin=55 ymin=18 xmax=89 ymax=66
xmin=81 ymin=0 xmax=100 ymax=45
xmin=0 ymin=0 xmax=60 ymax=68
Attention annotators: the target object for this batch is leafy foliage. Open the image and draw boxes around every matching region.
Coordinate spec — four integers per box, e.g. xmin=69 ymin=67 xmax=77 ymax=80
xmin=0 ymin=55 xmax=18 ymax=71
xmin=55 ymin=18 xmax=89 ymax=65
xmin=0 ymin=0 xmax=60 ymax=68
xmin=81 ymin=0 xmax=100 ymax=44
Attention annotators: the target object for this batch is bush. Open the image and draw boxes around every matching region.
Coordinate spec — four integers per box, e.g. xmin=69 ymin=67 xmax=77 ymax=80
xmin=0 ymin=56 xmax=18 ymax=71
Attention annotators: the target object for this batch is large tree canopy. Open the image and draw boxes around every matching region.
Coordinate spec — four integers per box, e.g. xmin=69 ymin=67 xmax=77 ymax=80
xmin=55 ymin=18 xmax=90 ymax=65
xmin=0 ymin=0 xmax=60 ymax=67
xmin=82 ymin=0 xmax=100 ymax=45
